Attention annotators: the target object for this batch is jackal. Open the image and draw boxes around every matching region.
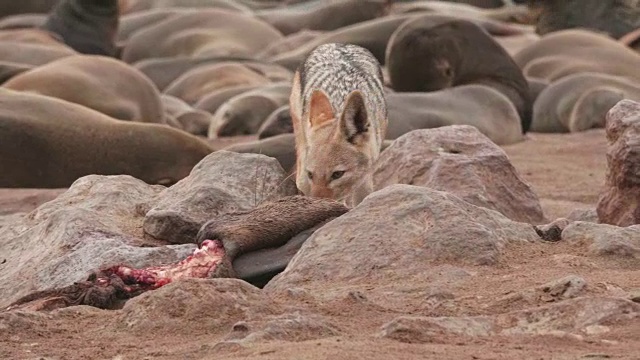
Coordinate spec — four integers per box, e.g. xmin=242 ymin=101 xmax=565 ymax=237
xmin=290 ymin=43 xmax=388 ymax=207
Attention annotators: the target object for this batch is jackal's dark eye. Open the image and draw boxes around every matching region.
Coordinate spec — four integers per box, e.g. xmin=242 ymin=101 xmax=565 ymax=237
xmin=307 ymin=171 xmax=314 ymax=180
xmin=331 ymin=171 xmax=345 ymax=180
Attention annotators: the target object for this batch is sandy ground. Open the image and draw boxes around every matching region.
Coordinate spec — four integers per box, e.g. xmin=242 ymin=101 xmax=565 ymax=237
xmin=2 ymin=129 xmax=639 ymax=360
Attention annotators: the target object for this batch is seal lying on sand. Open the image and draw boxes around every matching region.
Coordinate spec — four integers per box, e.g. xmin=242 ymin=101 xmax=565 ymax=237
xmin=619 ymin=28 xmax=640 ymax=52
xmin=0 ymin=1 xmax=59 ymax=17
xmin=0 ymin=61 xmax=34 ymax=85
xmin=258 ymin=105 xmax=293 ymax=140
xmin=209 ymin=83 xmax=291 ymax=138
xmin=0 ymin=89 xmax=213 ymax=188
xmin=194 ymin=85 xmax=263 ymax=115
xmin=0 ymin=28 xmax=65 ymax=47
xmin=161 ymin=94 xmax=212 ymax=136
xmin=121 ymin=9 xmax=283 ymax=63
xmin=513 ymin=29 xmax=640 ymax=83
xmin=5 ymin=196 xmax=348 ymax=311
xmin=3 ymin=54 xmax=165 ymax=124
xmin=385 ymin=86 xmax=525 ymax=145
xmin=256 ymin=0 xmax=389 ymax=35
xmin=162 ymin=62 xmax=291 ymax=105
xmin=267 ymin=14 xmax=419 ymax=70
xmin=386 ymin=15 xmax=532 ymax=132
xmin=42 ymin=0 xmax=120 ymax=57
xmin=0 ymin=41 xmax=76 ymax=66
xmin=524 ymin=0 xmax=640 ymax=39
xmin=531 ymin=72 xmax=640 ymax=133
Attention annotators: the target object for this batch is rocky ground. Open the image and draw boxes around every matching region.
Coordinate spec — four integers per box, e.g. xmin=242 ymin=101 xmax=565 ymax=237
xmin=1 ymin=127 xmax=638 ymax=360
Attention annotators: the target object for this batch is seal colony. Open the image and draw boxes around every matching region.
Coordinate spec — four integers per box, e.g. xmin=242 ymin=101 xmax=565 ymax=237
xmin=0 ymin=4 xmax=639 ymax=356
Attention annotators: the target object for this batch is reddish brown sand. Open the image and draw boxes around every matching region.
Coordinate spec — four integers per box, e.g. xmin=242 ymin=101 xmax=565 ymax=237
xmin=2 ymin=129 xmax=639 ymax=360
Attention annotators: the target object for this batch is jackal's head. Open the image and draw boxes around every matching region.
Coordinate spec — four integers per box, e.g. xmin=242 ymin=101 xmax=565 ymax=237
xmin=303 ymin=89 xmax=375 ymax=205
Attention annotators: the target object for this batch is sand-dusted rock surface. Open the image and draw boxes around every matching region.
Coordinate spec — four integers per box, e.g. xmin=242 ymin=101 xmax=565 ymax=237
xmin=265 ymin=184 xmax=540 ymax=302
xmin=597 ymin=100 xmax=640 ymax=226
xmin=374 ymin=126 xmax=545 ymax=224
xmin=562 ymin=221 xmax=640 ymax=259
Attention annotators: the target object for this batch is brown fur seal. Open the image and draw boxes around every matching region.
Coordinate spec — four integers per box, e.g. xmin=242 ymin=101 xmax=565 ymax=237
xmin=524 ymin=0 xmax=640 ymax=39
xmin=514 ymin=29 xmax=640 ymax=83
xmin=391 ymin=1 xmax=532 ymax=20
xmin=224 ymin=134 xmax=297 ymax=175
xmin=209 ymin=83 xmax=291 ymax=138
xmin=122 ymin=0 xmax=252 ymax=14
xmin=194 ymin=85 xmax=263 ymax=115
xmin=133 ymin=56 xmax=258 ymax=91
xmin=0 ymin=14 xmax=48 ymax=30
xmin=527 ymin=77 xmax=549 ymax=104
xmin=0 ymin=88 xmax=213 ymax=188
xmin=386 ymin=15 xmax=532 ymax=132
xmin=135 ymin=57 xmax=291 ymax=92
xmin=268 ymin=12 xmax=532 ymax=71
xmin=42 ymin=0 xmax=120 ymax=57
xmin=3 ymin=55 xmax=165 ymax=124
xmin=0 ymin=28 xmax=65 ymax=48
xmin=121 ymin=9 xmax=283 ymax=64
xmin=386 ymin=85 xmax=525 ymax=144
xmin=0 ymin=40 xmax=76 ymax=66
xmin=256 ymin=30 xmax=324 ymax=59
xmin=161 ymin=94 xmax=212 ymax=136
xmin=619 ymin=28 xmax=640 ymax=51
xmin=531 ymin=72 xmax=639 ymax=133
xmin=256 ymin=0 xmax=389 ymax=35
xmin=266 ymin=14 xmax=419 ymax=70
xmin=0 ymin=61 xmax=34 ymax=85
xmin=117 ymin=8 xmax=194 ymax=46
xmin=0 ymin=1 xmax=60 ymax=17
xmin=258 ymin=105 xmax=293 ymax=139
xmin=164 ymin=62 xmax=291 ymax=105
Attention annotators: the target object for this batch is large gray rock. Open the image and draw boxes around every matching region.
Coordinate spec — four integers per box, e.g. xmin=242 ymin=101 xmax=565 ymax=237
xmin=265 ymin=185 xmax=539 ymax=305
xmin=0 ymin=175 xmax=195 ymax=309
xmin=374 ymin=126 xmax=545 ymax=224
xmin=597 ymin=99 xmax=640 ymax=226
xmin=143 ymin=151 xmax=298 ymax=244
xmin=562 ymin=221 xmax=640 ymax=259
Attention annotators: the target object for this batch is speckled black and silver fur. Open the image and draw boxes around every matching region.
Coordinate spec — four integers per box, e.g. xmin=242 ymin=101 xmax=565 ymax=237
xmin=290 ymin=43 xmax=388 ymax=207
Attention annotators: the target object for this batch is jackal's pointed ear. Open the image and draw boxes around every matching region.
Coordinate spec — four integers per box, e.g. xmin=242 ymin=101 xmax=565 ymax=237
xmin=308 ymin=89 xmax=335 ymax=128
xmin=339 ymin=90 xmax=369 ymax=144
